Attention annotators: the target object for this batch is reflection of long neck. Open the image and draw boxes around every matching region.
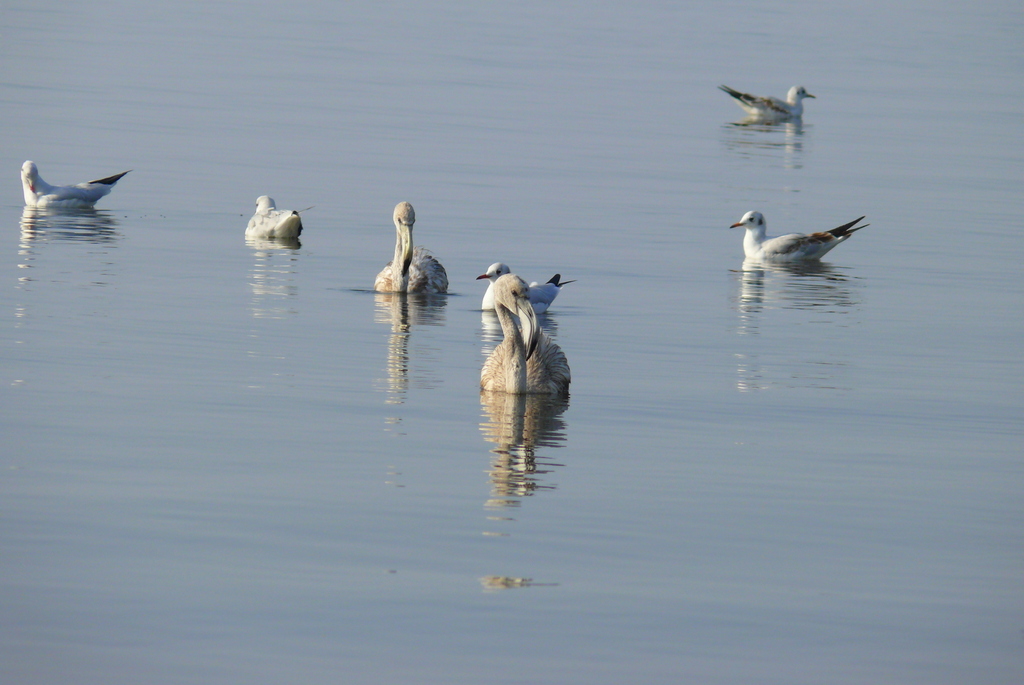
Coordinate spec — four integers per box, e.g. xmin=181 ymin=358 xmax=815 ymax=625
xmin=385 ymin=297 xmax=410 ymax=404
xmin=479 ymin=391 xmax=569 ymax=506
xmin=487 ymin=392 xmax=535 ymax=501
xmin=495 ymin=302 xmax=528 ymax=394
xmin=392 ymin=223 xmax=413 ymax=292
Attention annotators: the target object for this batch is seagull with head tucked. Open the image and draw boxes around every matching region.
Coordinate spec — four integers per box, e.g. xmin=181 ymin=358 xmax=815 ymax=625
xmin=21 ymin=160 xmax=130 ymax=208
xmin=245 ymin=196 xmax=305 ymax=239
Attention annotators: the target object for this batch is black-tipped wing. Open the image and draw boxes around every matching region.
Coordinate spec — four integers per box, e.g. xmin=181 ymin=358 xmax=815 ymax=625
xmin=88 ymin=170 xmax=131 ymax=186
xmin=827 ymin=216 xmax=868 ymax=239
xmin=719 ymin=85 xmax=792 ymax=116
xmin=544 ymin=274 xmax=576 ymax=287
xmin=719 ymin=84 xmax=756 ymax=105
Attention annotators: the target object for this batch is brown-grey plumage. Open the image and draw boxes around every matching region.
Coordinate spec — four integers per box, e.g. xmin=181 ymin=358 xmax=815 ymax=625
xmin=481 ymin=274 xmax=570 ymax=396
xmin=374 ymin=201 xmax=448 ymax=293
xmin=719 ymin=85 xmax=815 ymax=120
xmin=479 ymin=390 xmax=570 ymax=502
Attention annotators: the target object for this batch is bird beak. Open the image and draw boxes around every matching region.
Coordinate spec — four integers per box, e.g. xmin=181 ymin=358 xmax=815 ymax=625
xmin=805 ymin=93 xmax=816 ymax=98
xmin=476 ymin=273 xmax=490 ymax=280
xmin=730 ymin=221 xmax=744 ymax=228
xmin=515 ymin=296 xmax=540 ymax=361
xmin=396 ymin=222 xmax=413 ymax=278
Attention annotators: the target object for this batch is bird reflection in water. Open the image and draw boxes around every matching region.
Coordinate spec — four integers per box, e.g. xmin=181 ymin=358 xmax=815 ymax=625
xmin=478 ymin=391 xmax=568 ymax=590
xmin=479 ymin=391 xmax=568 ymax=508
xmin=374 ymin=292 xmax=447 ymax=408
xmin=720 ymin=119 xmax=806 ymax=170
xmin=736 ymin=258 xmax=859 ymax=318
xmin=733 ymin=259 xmax=861 ymax=392
xmin=247 ymin=236 xmax=301 ymax=320
xmin=17 ymin=207 xmax=122 ymax=291
xmin=19 ymin=206 xmax=121 ymax=245
xmin=479 ymin=575 xmax=558 ymax=591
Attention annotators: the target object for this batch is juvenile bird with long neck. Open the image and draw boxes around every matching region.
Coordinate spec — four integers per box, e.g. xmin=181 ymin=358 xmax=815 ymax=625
xmin=481 ymin=274 xmax=570 ymax=395
xmin=374 ymin=202 xmax=448 ymax=293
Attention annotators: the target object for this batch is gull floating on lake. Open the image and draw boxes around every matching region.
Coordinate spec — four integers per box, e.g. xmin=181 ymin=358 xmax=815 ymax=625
xmin=21 ymin=160 xmax=130 ymax=208
xmin=719 ymin=85 xmax=815 ymax=120
xmin=374 ymin=202 xmax=448 ymax=294
xmin=477 ymin=262 xmax=575 ymax=313
xmin=245 ymin=196 xmax=305 ymax=239
xmin=481 ymin=274 xmax=570 ymax=395
xmin=731 ymin=211 xmax=868 ymax=261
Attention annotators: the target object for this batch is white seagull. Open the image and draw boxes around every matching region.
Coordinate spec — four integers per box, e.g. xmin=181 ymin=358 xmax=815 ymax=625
xmin=719 ymin=85 xmax=815 ymax=120
xmin=481 ymin=274 xmax=570 ymax=396
xmin=731 ymin=211 xmax=868 ymax=261
xmin=477 ymin=262 xmax=575 ymax=313
xmin=374 ymin=202 xmax=448 ymax=294
xmin=245 ymin=196 xmax=305 ymax=239
xmin=21 ymin=160 xmax=131 ymax=208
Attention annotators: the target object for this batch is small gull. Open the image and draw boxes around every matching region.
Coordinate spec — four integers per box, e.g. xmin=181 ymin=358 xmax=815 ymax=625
xmin=21 ymin=160 xmax=130 ymax=208
xmin=477 ymin=262 xmax=575 ymax=313
xmin=374 ymin=202 xmax=448 ymax=294
xmin=731 ymin=211 xmax=868 ymax=261
xmin=719 ymin=85 xmax=815 ymax=120
xmin=245 ymin=196 xmax=306 ymax=239
xmin=480 ymin=274 xmax=570 ymax=396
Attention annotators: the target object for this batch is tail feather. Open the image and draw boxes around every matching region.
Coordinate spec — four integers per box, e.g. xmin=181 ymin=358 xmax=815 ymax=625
xmin=546 ymin=274 xmax=576 ymax=287
xmin=719 ymin=85 xmax=748 ymax=102
xmin=89 ymin=170 xmax=131 ymax=186
xmin=828 ymin=216 xmax=868 ymax=238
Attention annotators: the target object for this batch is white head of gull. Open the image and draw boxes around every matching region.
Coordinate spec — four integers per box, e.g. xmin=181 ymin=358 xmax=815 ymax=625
xmin=374 ymin=202 xmax=448 ymax=293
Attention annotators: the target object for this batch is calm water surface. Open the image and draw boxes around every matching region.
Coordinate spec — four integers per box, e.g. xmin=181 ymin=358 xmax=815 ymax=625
xmin=2 ymin=1 xmax=1022 ymax=683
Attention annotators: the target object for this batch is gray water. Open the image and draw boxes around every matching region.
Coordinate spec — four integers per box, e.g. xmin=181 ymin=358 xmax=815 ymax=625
xmin=2 ymin=1 xmax=1022 ymax=683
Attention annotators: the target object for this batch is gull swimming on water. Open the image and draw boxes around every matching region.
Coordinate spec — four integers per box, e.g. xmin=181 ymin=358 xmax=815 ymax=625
xmin=718 ymin=85 xmax=815 ymax=120
xmin=374 ymin=202 xmax=448 ymax=294
xmin=477 ymin=262 xmax=575 ymax=313
xmin=21 ymin=160 xmax=131 ymax=208
xmin=731 ymin=211 xmax=868 ymax=261
xmin=245 ymin=196 xmax=305 ymax=239
xmin=481 ymin=273 xmax=570 ymax=396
